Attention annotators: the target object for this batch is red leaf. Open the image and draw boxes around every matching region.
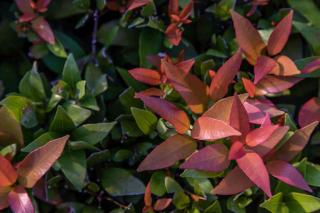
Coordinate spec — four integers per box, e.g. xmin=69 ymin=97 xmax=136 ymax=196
xmin=267 ymin=10 xmax=293 ymax=56
xmin=137 ymin=134 xmax=197 ymax=172
xmin=246 ymin=98 xmax=284 ymax=120
xmin=242 ymin=78 xmax=256 ymax=98
xmin=135 ymin=88 xmax=164 ymax=97
xmin=270 ymin=122 xmax=318 ymax=162
xmin=229 ymin=141 xmax=246 ymax=160
xmin=162 ymin=60 xmax=208 ymax=114
xmin=165 ymin=24 xmax=182 ymax=46
xmin=203 ymin=94 xmax=248 ymax=123
xmin=230 ymin=10 xmax=266 ymax=64
xmin=0 ymin=155 xmax=17 ymax=187
xmin=209 ymin=49 xmax=243 ymax=101
xmin=176 ymin=58 xmax=195 ymax=75
xmin=237 ymin=152 xmax=272 ymax=197
xmin=252 ymin=126 xmax=289 ymax=157
xmin=8 ymin=186 xmax=34 ymax=213
xmin=15 ymin=0 xmax=33 ymax=14
xmin=254 ymin=56 xmax=276 ymax=84
xmin=36 ymin=0 xmax=52 ymax=12
xmin=128 ymin=68 xmax=162 ymax=85
xmin=229 ymin=93 xmax=250 ymax=141
xmin=179 ymin=0 xmax=193 ymax=20
xmin=191 ymin=117 xmax=241 ymax=141
xmin=31 ymin=17 xmax=55 ymax=44
xmin=0 ymin=186 xmax=11 ymax=210
xmin=212 ymin=166 xmax=253 ymax=195
xmin=154 ymin=198 xmax=172 ymax=211
xmin=301 ymin=59 xmax=320 ymax=74
xmin=144 ymin=182 xmax=152 ymax=207
xmin=136 ymin=95 xmax=190 ymax=134
xmin=267 ymin=160 xmax=312 ymax=192
xmin=246 ymin=125 xmax=279 ymax=147
xmin=168 ymin=0 xmax=179 ymax=15
xmin=298 ymin=97 xmax=320 ymax=127
xmin=255 ymin=75 xmax=300 ymax=95
xmin=16 ymin=135 xmax=69 ymax=188
xmin=19 ymin=13 xmax=37 ymax=22
xmin=261 ymin=113 xmax=272 ymax=127
xmin=127 ymin=0 xmax=150 ymax=11
xmin=180 ymin=144 xmax=230 ymax=172
xmin=270 ymin=55 xmax=300 ymax=76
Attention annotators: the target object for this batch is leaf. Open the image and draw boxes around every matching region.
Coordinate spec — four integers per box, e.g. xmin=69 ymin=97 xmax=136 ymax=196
xmin=139 ymin=28 xmax=163 ymax=67
xmin=254 ymin=56 xmax=276 ymax=84
xmin=47 ymin=38 xmax=67 ymax=58
xmin=209 ymin=49 xmax=243 ymax=101
xmin=165 ymin=176 xmax=183 ymax=193
xmin=15 ymin=0 xmax=33 ymax=14
xmin=0 ymin=186 xmax=10 ymax=210
xmin=204 ymin=200 xmax=222 ymax=213
xmin=150 ymin=171 xmax=166 ymax=196
xmin=0 ymin=107 xmax=24 ymax=148
xmin=31 ymin=17 xmax=55 ymax=44
xmin=127 ymin=0 xmax=151 ymax=11
xmin=212 ymin=166 xmax=253 ymax=195
xmin=260 ymin=193 xmax=284 ymax=213
xmin=85 ymin=64 xmax=108 ymax=96
xmin=0 ymin=155 xmax=17 ymax=187
xmin=63 ymin=103 xmax=91 ymax=126
xmin=101 ymin=168 xmax=145 ymax=196
xmin=58 ymin=149 xmax=86 ymax=191
xmin=137 ymin=134 xmax=197 ymax=172
xmin=173 ymin=191 xmax=190 ymax=210
xmin=288 ymin=0 xmax=320 ymax=28
xmin=136 ymin=94 xmax=190 ymax=134
xmin=229 ymin=141 xmax=246 ymax=160
xmin=72 ymin=122 xmax=116 ymax=145
xmin=267 ymin=160 xmax=312 ymax=192
xmin=154 ymin=198 xmax=172 ymax=211
xmin=62 ymin=54 xmax=81 ymax=88
xmin=236 ymin=152 xmax=271 ymax=197
xmin=16 ymin=135 xmax=69 ymax=188
xmin=180 ymin=144 xmax=230 ymax=172
xmin=162 ymin=60 xmax=209 ymax=114
xmin=230 ymin=10 xmax=265 ymax=64
xmin=270 ymin=55 xmax=301 ymax=76
xmin=242 ymin=78 xmax=255 ymax=98
xmin=8 ymin=186 xmax=34 ymax=213
xmin=191 ymin=117 xmax=241 ymax=141
xmin=128 ymin=68 xmax=161 ymax=85
xmin=131 ymin=107 xmax=157 ymax=134
xmin=287 ymin=193 xmax=320 ymax=213
xmin=49 ymin=106 xmax=75 ymax=133
xmin=270 ymin=122 xmax=318 ymax=162
xmin=245 ymin=125 xmax=279 ymax=147
xmin=298 ymin=97 xmax=320 ymax=127
xmin=293 ymin=21 xmax=320 ymax=55
xmin=267 ymin=10 xmax=293 ymax=56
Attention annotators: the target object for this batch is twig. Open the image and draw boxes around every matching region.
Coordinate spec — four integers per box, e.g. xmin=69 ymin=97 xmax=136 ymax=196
xmin=91 ymin=9 xmax=99 ymax=66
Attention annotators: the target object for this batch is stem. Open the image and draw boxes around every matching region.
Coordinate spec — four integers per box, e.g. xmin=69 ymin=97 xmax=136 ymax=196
xmin=92 ymin=9 xmax=99 ymax=66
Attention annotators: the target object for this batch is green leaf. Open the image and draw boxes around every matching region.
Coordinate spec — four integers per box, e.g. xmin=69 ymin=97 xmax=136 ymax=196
xmin=47 ymin=39 xmax=68 ymax=58
xmin=63 ymin=103 xmax=91 ymax=126
xmin=165 ymin=176 xmax=183 ymax=193
xmin=85 ymin=64 xmax=108 ymax=96
xmin=131 ymin=107 xmax=157 ymax=135
xmin=150 ymin=171 xmax=166 ymax=196
xmin=173 ymin=191 xmax=190 ymax=210
xmin=76 ymin=80 xmax=86 ymax=100
xmin=180 ymin=169 xmax=224 ymax=179
xmin=119 ymin=87 xmax=143 ymax=111
xmin=22 ymin=132 xmax=60 ymax=152
xmin=97 ymin=20 xmax=120 ymax=48
xmin=119 ymin=117 xmax=144 ymax=138
xmin=49 ymin=106 xmax=75 ymax=132
xmin=186 ymin=178 xmax=213 ymax=195
xmin=62 ymin=54 xmax=81 ymax=88
xmin=69 ymin=141 xmax=100 ymax=151
xmin=139 ymin=28 xmax=163 ymax=67
xmin=58 ymin=149 xmax=87 ymax=191
xmin=72 ymin=122 xmax=116 ymax=145
xmin=112 ymin=150 xmax=133 ymax=162
xmin=288 ymin=0 xmax=320 ymax=28
xmin=101 ymin=168 xmax=145 ymax=196
xmin=204 ymin=200 xmax=222 ymax=213
xmin=87 ymin=150 xmax=111 ymax=167
xmin=260 ymin=193 xmax=284 ymax=213
xmin=293 ymin=21 xmax=320 ymax=55
xmin=286 ymin=193 xmax=320 ymax=213
xmin=19 ymin=63 xmax=46 ymax=102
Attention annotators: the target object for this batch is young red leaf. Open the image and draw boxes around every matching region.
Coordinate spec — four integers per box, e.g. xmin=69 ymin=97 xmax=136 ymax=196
xmin=19 ymin=13 xmax=37 ymax=22
xmin=246 ymin=98 xmax=284 ymax=120
xmin=242 ymin=78 xmax=256 ymax=98
xmin=180 ymin=144 xmax=230 ymax=172
xmin=31 ymin=17 xmax=55 ymax=44
xmin=0 ymin=186 xmax=11 ymax=210
xmin=254 ymin=56 xmax=276 ymax=84
xmin=179 ymin=0 xmax=193 ymax=20
xmin=191 ymin=117 xmax=241 ymax=141
xmin=165 ymin=24 xmax=182 ymax=46
xmin=267 ymin=160 xmax=312 ymax=192
xmin=137 ymin=134 xmax=197 ymax=172
xmin=209 ymin=49 xmax=243 ymax=101
xmin=246 ymin=125 xmax=279 ymax=147
xmin=16 ymin=135 xmax=69 ymax=188
xmin=144 ymin=182 xmax=152 ymax=207
xmin=8 ymin=186 xmax=34 ymax=213
xmin=212 ymin=166 xmax=253 ymax=195
xmin=230 ymin=10 xmax=266 ymax=64
xmin=15 ymin=0 xmax=34 ymax=14
xmin=298 ymin=97 xmax=320 ymax=127
xmin=168 ymin=0 xmax=179 ymax=15
xmin=229 ymin=93 xmax=250 ymax=141
xmin=36 ymin=0 xmax=52 ymax=12
xmin=270 ymin=121 xmax=318 ymax=162
xmin=267 ymin=10 xmax=293 ymax=56
xmin=0 ymin=155 xmax=17 ymax=187
xmin=203 ymin=94 xmax=248 ymax=123
xmin=236 ymin=152 xmax=272 ymax=197
xmin=127 ymin=0 xmax=150 ymax=11
xmin=128 ymin=68 xmax=162 ymax=85
xmin=135 ymin=88 xmax=164 ymax=97
xmin=136 ymin=95 xmax=190 ymax=134
xmin=176 ymin=58 xmax=195 ymax=75
xmin=270 ymin=55 xmax=300 ymax=76
xmin=229 ymin=141 xmax=246 ymax=160
xmin=154 ymin=198 xmax=172 ymax=211
xmin=162 ymin=60 xmax=208 ymax=114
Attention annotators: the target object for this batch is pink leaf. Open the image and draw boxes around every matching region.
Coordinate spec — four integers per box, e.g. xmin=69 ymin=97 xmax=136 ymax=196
xmin=237 ymin=152 xmax=272 ymax=197
xmin=254 ymin=56 xmax=277 ymax=84
xmin=209 ymin=49 xmax=243 ymax=101
xmin=246 ymin=125 xmax=279 ymax=147
xmin=229 ymin=141 xmax=246 ymax=160
xmin=267 ymin=10 xmax=293 ymax=56
xmin=16 ymin=135 xmax=69 ymax=188
xmin=154 ymin=198 xmax=172 ymax=211
xmin=270 ymin=55 xmax=300 ymax=76
xmin=267 ymin=160 xmax=312 ymax=192
xmin=255 ymin=75 xmax=300 ymax=95
xmin=8 ymin=186 xmax=34 ymax=213
xmin=191 ymin=117 xmax=241 ymax=141
xmin=128 ymin=68 xmax=162 ymax=85
xmin=176 ymin=58 xmax=195 ymax=75
xmin=31 ymin=17 xmax=55 ymax=44
xmin=298 ymin=97 xmax=320 ymax=127
xmin=15 ymin=0 xmax=33 ymax=14
xmin=180 ymin=144 xmax=230 ymax=172
xmin=137 ymin=134 xmax=197 ymax=172
xmin=127 ymin=0 xmax=150 ymax=11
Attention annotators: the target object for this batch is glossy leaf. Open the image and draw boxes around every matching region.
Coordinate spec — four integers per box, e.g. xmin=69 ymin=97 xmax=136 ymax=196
xmin=137 ymin=134 xmax=197 ymax=172
xmin=8 ymin=186 xmax=34 ymax=213
xmin=229 ymin=141 xmax=246 ymax=160
xmin=246 ymin=125 xmax=279 ymax=147
xmin=62 ymin=54 xmax=81 ymax=88
xmin=128 ymin=68 xmax=161 ymax=85
xmin=131 ymin=107 xmax=157 ymax=134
